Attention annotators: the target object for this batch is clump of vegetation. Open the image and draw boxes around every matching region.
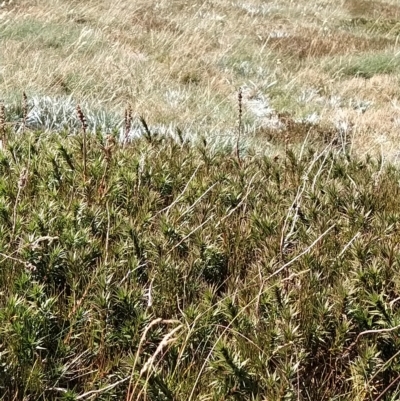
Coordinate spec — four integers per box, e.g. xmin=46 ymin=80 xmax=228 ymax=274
xmin=1 ymin=100 xmax=400 ymax=400
xmin=330 ymin=52 xmax=400 ymax=79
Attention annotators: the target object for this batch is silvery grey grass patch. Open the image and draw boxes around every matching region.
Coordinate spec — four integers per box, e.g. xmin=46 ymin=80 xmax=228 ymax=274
xmin=3 ymin=95 xmax=121 ymax=133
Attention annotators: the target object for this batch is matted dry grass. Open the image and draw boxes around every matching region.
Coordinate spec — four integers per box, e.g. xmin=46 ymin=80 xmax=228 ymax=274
xmin=266 ymin=28 xmax=395 ymax=59
xmin=345 ymin=0 xmax=400 ymax=19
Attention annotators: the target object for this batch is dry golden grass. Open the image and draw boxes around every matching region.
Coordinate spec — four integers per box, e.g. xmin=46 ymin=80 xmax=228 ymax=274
xmin=346 ymin=0 xmax=400 ymax=19
xmin=1 ymin=0 xmax=400 ymax=157
xmin=267 ymin=27 xmax=395 ymax=59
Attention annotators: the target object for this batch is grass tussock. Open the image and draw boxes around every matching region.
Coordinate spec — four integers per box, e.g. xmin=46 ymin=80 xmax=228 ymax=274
xmin=345 ymin=0 xmax=400 ymax=20
xmin=330 ymin=53 xmax=400 ymax=79
xmin=1 ymin=109 xmax=400 ymax=399
xmin=267 ymin=28 xmax=394 ymax=60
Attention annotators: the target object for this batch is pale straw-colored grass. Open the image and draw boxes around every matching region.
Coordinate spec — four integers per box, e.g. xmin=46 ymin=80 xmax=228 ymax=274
xmin=1 ymin=0 xmax=400 ymax=157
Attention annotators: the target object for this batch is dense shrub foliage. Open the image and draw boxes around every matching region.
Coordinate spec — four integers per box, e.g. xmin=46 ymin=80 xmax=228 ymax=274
xmin=1 ymin=128 xmax=400 ymax=400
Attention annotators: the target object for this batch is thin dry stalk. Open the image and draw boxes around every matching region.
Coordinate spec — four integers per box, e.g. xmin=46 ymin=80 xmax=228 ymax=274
xmin=344 ymin=323 xmax=400 ymax=358
xmin=273 ymin=224 xmax=336 ymax=281
xmin=12 ymin=167 xmax=28 ymax=238
xmin=126 ymin=319 xmax=179 ymax=401
xmin=50 ymin=377 xmax=130 ymax=400
xmin=167 ymin=214 xmax=214 ymax=254
xmin=361 ymin=348 xmax=400 ymax=400
xmin=103 ymin=134 xmax=115 ymax=163
xmin=152 ymin=165 xmax=201 ymax=219
xmin=99 ymin=135 xmax=115 ymax=199
xmin=76 ymin=105 xmax=88 ymax=182
xmin=373 ymin=375 xmax=400 ymax=401
xmin=140 ymin=325 xmax=183 ymax=376
xmin=217 ymin=171 xmax=259 ymax=224
xmin=22 ymin=92 xmax=28 ymax=133
xmin=124 ymin=104 xmax=132 ymax=146
xmin=0 ymin=103 xmax=5 ymax=149
xmin=279 ymin=146 xmax=330 ymax=258
xmin=235 ymin=87 xmax=242 ymax=166
xmin=136 ymin=324 xmax=183 ymax=400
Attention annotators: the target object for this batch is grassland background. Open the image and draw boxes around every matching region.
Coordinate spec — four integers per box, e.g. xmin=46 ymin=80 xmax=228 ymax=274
xmin=2 ymin=0 xmax=400 ymax=400
xmin=2 ymin=0 xmax=400 ymax=156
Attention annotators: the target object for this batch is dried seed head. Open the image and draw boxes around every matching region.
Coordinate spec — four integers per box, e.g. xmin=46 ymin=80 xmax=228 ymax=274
xmin=22 ymin=92 xmax=28 ymax=122
xmin=125 ymin=104 xmax=132 ymax=134
xmin=124 ymin=104 xmax=132 ymax=145
xmin=77 ymin=104 xmax=88 ymax=182
xmin=18 ymin=168 xmax=28 ymax=189
xmin=236 ymin=87 xmax=243 ymax=166
xmin=76 ymin=104 xmax=88 ymax=131
xmin=106 ymin=134 xmax=116 ymax=148
xmin=103 ymin=134 xmax=116 ymax=162
xmin=238 ymin=87 xmax=243 ymax=118
xmin=21 ymin=92 xmax=29 ymax=132
xmin=0 ymin=103 xmax=5 ymax=134
xmin=25 ymin=262 xmax=37 ymax=273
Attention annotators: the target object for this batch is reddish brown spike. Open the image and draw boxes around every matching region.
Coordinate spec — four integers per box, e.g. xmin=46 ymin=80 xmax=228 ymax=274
xmin=21 ymin=92 xmax=28 ymax=133
xmin=0 ymin=103 xmax=5 ymax=147
xmin=124 ymin=104 xmax=132 ymax=145
xmin=235 ymin=87 xmax=243 ymax=166
xmin=76 ymin=104 xmax=88 ymax=182
xmin=76 ymin=104 xmax=88 ymax=132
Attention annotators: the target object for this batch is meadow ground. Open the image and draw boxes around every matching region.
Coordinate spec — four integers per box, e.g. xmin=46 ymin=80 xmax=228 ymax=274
xmin=2 ymin=0 xmax=400 ymax=157
xmin=2 ymin=0 xmax=400 ymax=400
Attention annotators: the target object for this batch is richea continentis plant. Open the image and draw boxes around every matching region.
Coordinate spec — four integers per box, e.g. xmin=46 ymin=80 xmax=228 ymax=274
xmin=1 ymin=95 xmax=400 ymax=400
